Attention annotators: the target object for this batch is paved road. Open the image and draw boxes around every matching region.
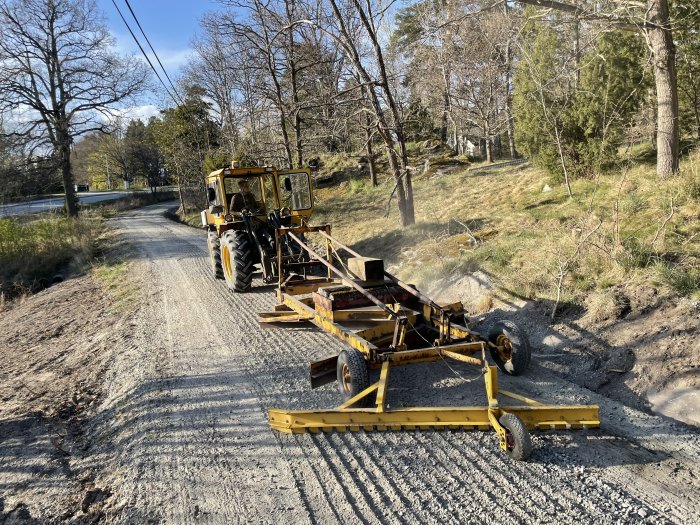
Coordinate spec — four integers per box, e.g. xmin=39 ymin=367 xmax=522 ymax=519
xmin=0 ymin=191 xmax=137 ymax=217
xmin=93 ymin=202 xmax=699 ymax=524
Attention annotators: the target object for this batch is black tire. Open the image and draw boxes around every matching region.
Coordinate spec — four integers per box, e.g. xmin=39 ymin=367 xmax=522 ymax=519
xmin=487 ymin=320 xmax=531 ymax=376
xmin=336 ymin=348 xmax=370 ymax=407
xmin=221 ymin=231 xmax=253 ymax=292
xmin=207 ymin=231 xmax=224 ymax=280
xmin=499 ymin=413 xmax=532 ymax=461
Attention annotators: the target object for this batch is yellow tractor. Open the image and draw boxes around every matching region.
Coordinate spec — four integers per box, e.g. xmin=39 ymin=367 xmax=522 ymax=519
xmin=201 ymin=161 xmax=315 ymax=292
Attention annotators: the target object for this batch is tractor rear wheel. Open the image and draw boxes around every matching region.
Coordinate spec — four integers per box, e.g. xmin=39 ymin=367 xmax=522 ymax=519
xmin=336 ymin=348 xmax=370 ymax=407
xmin=487 ymin=320 xmax=531 ymax=376
xmin=499 ymin=413 xmax=532 ymax=461
xmin=207 ymin=231 xmax=224 ymax=280
xmin=221 ymin=231 xmax=253 ymax=292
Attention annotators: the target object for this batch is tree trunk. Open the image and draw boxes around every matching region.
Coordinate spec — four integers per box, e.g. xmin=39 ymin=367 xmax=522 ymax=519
xmin=350 ymin=0 xmax=414 ymax=226
xmin=286 ymin=1 xmax=303 ymax=168
xmin=484 ymin=125 xmax=493 ymax=163
xmin=648 ymin=0 xmax=679 ymax=177
xmin=58 ymin=136 xmax=78 ymax=217
xmin=440 ymin=66 xmax=450 ymax=143
xmin=366 ymin=121 xmax=377 ymax=187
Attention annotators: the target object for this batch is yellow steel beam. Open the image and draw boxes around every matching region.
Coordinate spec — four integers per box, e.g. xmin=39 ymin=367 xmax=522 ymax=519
xmin=258 ymin=311 xmax=313 ymax=323
xmin=268 ymin=404 xmax=600 ymax=434
xmin=375 ymin=361 xmax=390 ymax=413
xmin=338 ymin=383 xmax=379 ymax=409
xmin=485 ymin=365 xmax=499 ymax=408
xmin=440 ymin=350 xmax=483 ymax=367
xmin=283 ymin=278 xmax=339 ymax=296
xmin=282 ymin=293 xmax=377 ymax=356
xmin=500 ymin=390 xmax=543 ymax=406
xmin=385 ymin=342 xmax=485 ymax=366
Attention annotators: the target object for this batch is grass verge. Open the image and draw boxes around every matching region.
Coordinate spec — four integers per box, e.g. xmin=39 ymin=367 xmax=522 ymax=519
xmin=0 ymin=191 xmax=176 ymax=302
xmin=313 ymin=145 xmax=700 ymax=308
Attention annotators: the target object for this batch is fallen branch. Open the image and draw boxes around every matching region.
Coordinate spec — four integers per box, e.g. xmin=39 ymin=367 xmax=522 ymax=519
xmin=651 ymin=196 xmax=675 ymax=247
xmin=551 ymin=219 xmax=603 ymax=320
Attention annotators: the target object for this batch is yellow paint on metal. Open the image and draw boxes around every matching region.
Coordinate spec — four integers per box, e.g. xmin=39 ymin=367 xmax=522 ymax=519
xmin=499 ymin=390 xmax=543 ymax=406
xmin=484 ymin=365 xmax=499 ymax=407
xmin=267 ymin=404 xmax=600 ymax=434
xmin=440 ymin=350 xmax=483 ymax=367
xmin=282 ymin=293 xmax=377 ymax=356
xmin=338 ymin=383 xmax=379 ymax=409
xmin=375 ymin=361 xmax=390 ymax=413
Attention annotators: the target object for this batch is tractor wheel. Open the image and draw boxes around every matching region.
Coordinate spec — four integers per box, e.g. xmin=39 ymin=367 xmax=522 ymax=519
xmin=487 ymin=320 xmax=531 ymax=376
xmin=499 ymin=413 xmax=532 ymax=461
xmin=336 ymin=348 xmax=370 ymax=407
xmin=207 ymin=231 xmax=224 ymax=280
xmin=221 ymin=231 xmax=253 ymax=292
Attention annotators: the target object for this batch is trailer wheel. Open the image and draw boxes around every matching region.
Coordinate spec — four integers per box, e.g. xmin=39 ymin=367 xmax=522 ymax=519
xmin=487 ymin=320 xmax=531 ymax=375
xmin=221 ymin=231 xmax=253 ymax=292
xmin=207 ymin=231 xmax=224 ymax=280
xmin=499 ymin=413 xmax=532 ymax=461
xmin=336 ymin=348 xmax=370 ymax=407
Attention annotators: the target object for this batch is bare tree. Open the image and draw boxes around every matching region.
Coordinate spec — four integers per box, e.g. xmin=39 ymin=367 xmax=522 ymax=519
xmin=0 ymin=0 xmax=148 ymax=216
xmin=318 ymin=0 xmax=415 ymax=226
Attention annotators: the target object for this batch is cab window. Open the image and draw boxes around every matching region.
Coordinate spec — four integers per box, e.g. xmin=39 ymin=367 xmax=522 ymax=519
xmin=278 ymin=172 xmax=312 ymax=210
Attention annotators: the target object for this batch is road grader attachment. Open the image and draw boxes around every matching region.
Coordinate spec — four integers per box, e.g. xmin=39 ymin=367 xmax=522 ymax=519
xmin=202 ymin=162 xmax=599 ymax=460
xmin=258 ymin=226 xmax=600 ymax=461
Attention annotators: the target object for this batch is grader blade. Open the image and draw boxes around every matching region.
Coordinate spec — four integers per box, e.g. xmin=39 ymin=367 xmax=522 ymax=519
xmin=258 ymin=226 xmax=601 ymax=460
xmin=268 ymin=405 xmax=601 ymax=434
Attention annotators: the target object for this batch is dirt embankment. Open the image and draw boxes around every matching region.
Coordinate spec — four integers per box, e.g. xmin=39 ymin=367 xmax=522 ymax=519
xmin=427 ymin=273 xmax=700 ymax=427
xmin=0 ymin=234 xmax=140 ymax=523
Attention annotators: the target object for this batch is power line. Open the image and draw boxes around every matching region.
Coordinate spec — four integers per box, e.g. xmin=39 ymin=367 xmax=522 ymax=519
xmin=122 ymin=0 xmax=184 ymax=106
xmin=110 ymin=0 xmax=180 ymax=106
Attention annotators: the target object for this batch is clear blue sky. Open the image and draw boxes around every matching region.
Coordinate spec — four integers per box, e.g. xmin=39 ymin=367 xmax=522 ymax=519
xmin=96 ymin=0 xmax=220 ymax=114
xmin=98 ymin=0 xmax=218 ymax=68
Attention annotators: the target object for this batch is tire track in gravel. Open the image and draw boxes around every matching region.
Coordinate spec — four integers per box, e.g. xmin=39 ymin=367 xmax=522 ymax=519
xmin=100 ymin=203 xmax=700 ymax=525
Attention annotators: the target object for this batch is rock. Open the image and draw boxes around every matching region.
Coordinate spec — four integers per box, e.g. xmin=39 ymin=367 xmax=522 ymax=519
xmin=542 ymin=184 xmax=552 ymax=192
xmin=637 ymin=508 xmax=648 ymax=518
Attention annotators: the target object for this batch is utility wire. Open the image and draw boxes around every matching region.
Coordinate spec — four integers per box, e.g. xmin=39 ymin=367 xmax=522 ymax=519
xmin=110 ymin=0 xmax=180 ymax=106
xmin=122 ymin=0 xmax=184 ymax=106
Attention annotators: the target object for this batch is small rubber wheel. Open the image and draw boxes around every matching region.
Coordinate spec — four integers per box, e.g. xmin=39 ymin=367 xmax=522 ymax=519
xmin=499 ymin=413 xmax=532 ymax=461
xmin=336 ymin=348 xmax=370 ymax=407
xmin=487 ymin=320 xmax=531 ymax=375
xmin=207 ymin=231 xmax=224 ymax=280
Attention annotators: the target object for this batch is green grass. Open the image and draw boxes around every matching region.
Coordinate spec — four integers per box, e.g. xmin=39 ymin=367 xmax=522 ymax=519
xmin=0 ymin=191 xmax=177 ymax=301
xmin=93 ymin=258 xmax=140 ymax=313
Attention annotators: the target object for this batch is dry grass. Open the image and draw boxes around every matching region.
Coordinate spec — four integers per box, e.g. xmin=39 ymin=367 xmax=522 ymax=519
xmin=313 ymin=146 xmax=700 ymax=305
xmin=0 ymin=215 xmax=103 ymax=297
xmin=0 ymin=191 xmax=177 ymax=300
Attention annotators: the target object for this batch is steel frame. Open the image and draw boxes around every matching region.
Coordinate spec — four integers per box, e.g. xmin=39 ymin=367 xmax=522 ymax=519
xmin=260 ymin=225 xmax=600 ymax=457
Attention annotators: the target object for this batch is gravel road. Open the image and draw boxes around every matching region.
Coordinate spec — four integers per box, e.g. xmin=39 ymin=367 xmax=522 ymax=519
xmin=95 ymin=203 xmax=700 ymax=524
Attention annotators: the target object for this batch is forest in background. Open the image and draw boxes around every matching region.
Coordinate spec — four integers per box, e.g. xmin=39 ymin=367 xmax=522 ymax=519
xmin=1 ymin=1 xmax=699 ymax=216
xmin=1 ymin=0 xmax=699 ymax=302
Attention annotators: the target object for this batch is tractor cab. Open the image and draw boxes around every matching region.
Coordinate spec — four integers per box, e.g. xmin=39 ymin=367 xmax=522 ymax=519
xmin=202 ymin=162 xmax=313 ymax=228
xmin=201 ymin=161 xmax=317 ymax=292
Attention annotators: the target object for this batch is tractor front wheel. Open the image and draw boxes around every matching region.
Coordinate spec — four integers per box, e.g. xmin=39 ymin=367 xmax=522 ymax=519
xmin=487 ymin=320 xmax=531 ymax=376
xmin=207 ymin=231 xmax=224 ymax=280
xmin=336 ymin=348 xmax=370 ymax=407
xmin=221 ymin=231 xmax=253 ymax=292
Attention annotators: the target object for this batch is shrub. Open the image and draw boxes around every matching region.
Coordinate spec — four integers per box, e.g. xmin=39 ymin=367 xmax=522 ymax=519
xmin=0 ymin=216 xmax=101 ymax=297
xmin=657 ymin=263 xmax=700 ymax=296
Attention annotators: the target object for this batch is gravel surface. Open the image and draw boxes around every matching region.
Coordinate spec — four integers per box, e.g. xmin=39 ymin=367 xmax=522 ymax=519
xmin=87 ymin=203 xmax=700 ymax=524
